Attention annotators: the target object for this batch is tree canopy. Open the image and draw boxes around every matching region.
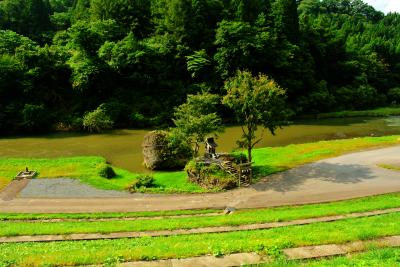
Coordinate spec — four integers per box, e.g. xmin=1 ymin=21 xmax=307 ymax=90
xmin=223 ymin=70 xmax=290 ymax=163
xmin=0 ymin=0 xmax=399 ymax=134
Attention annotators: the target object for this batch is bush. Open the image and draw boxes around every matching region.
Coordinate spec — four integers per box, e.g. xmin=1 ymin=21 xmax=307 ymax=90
xmin=185 ymin=160 xmax=237 ymax=190
xmin=388 ymin=87 xmax=400 ymax=104
xmin=83 ymin=104 xmax=114 ymax=133
xmin=21 ymin=104 xmax=53 ymax=132
xmin=97 ymin=163 xmax=116 ymax=179
xmin=128 ymin=174 xmax=155 ymax=192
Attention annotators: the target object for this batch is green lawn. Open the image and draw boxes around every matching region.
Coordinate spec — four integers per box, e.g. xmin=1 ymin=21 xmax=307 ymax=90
xmin=0 ymin=157 xmax=204 ymax=193
xmin=1 ymin=213 xmax=400 ymax=266
xmin=1 ymin=135 xmax=399 ymax=193
xmin=251 ymin=135 xmax=400 ymax=177
xmin=0 ymin=193 xmax=399 ymax=237
xmin=299 ymin=106 xmax=400 ymax=119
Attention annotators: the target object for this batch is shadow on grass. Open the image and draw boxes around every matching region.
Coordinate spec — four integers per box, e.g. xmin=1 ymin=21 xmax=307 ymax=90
xmin=252 ymin=162 xmax=375 ymax=193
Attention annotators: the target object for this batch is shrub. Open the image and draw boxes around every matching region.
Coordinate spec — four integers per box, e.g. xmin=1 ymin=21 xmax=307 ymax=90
xmin=128 ymin=174 xmax=155 ymax=192
xmin=185 ymin=160 xmax=237 ymax=190
xmin=83 ymin=104 xmax=114 ymax=133
xmin=130 ymin=112 xmax=147 ymax=128
xmin=388 ymin=87 xmax=400 ymax=104
xmin=21 ymin=104 xmax=53 ymax=132
xmin=97 ymin=163 xmax=116 ymax=179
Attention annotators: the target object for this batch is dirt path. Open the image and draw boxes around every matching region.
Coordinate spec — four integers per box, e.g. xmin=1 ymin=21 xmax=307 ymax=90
xmin=3 ymin=212 xmax=222 ymax=223
xmin=1 ymin=208 xmax=398 ymax=243
xmin=1 ymin=146 xmax=400 ymax=213
xmin=284 ymin=235 xmax=400 ymax=259
xmin=0 ymin=179 xmax=30 ymax=201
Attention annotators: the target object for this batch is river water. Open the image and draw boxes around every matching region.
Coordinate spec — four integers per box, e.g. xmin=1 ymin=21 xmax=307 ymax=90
xmin=1 ymin=117 xmax=400 ymax=172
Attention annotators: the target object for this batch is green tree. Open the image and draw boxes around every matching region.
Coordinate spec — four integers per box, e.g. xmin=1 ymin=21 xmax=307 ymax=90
xmin=82 ymin=104 xmax=114 ymax=132
xmin=72 ymin=0 xmax=90 ymax=22
xmin=173 ymin=92 xmax=223 ymax=157
xmin=272 ymin=0 xmax=299 ymax=43
xmin=0 ymin=0 xmax=52 ymax=42
xmin=90 ymin=0 xmax=152 ymax=37
xmin=223 ymin=70 xmax=291 ymax=163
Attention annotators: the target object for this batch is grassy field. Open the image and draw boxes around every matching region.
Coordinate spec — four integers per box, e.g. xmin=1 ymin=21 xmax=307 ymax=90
xmin=0 ymin=212 xmax=399 ymax=266
xmin=0 ymin=193 xmax=399 ymax=236
xmin=299 ymin=106 xmax=400 ymax=119
xmin=1 ymin=135 xmax=400 ymax=193
xmin=0 ymin=157 xmax=204 ymax=193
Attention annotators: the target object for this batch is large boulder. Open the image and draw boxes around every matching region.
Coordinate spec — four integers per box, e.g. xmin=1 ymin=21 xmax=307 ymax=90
xmin=142 ymin=130 xmax=191 ymax=170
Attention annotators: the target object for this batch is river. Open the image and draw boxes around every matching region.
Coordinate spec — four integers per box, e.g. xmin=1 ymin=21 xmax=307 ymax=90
xmin=1 ymin=117 xmax=400 ymax=172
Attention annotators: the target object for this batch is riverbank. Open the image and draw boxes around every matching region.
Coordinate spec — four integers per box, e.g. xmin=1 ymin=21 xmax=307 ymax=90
xmin=299 ymin=106 xmax=400 ymax=119
xmin=1 ymin=135 xmax=400 ymax=194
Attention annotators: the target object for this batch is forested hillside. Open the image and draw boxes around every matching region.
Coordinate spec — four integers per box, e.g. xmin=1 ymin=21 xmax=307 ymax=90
xmin=1 ymin=0 xmax=400 ymax=133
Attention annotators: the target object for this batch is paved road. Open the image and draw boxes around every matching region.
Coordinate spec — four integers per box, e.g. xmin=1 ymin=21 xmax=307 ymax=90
xmin=1 ymin=146 xmax=400 ymax=213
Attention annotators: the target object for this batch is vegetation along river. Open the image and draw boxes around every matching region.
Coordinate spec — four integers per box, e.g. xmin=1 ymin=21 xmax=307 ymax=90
xmin=1 ymin=117 xmax=400 ymax=173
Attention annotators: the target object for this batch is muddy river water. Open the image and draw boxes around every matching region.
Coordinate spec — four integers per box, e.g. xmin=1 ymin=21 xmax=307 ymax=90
xmin=1 ymin=116 xmax=400 ymax=172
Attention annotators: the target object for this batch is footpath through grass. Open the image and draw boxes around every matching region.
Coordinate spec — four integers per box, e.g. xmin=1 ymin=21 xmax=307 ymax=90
xmin=1 ymin=135 xmax=400 ymax=193
xmin=0 ymin=209 xmax=218 ymax=221
xmin=0 ymin=193 xmax=399 ymax=237
xmin=1 ymin=213 xmax=400 ymax=266
xmin=292 ymin=247 xmax=400 ymax=267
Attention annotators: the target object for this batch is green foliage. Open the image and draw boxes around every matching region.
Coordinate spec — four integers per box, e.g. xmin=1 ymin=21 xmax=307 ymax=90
xmin=1 ymin=0 xmax=400 ymax=134
xmin=90 ymin=0 xmax=151 ymax=37
xmin=185 ymin=160 xmax=237 ymax=190
xmin=388 ymin=88 xmax=400 ymax=104
xmin=223 ymin=70 xmax=291 ymax=162
xmin=97 ymin=163 xmax=116 ymax=179
xmin=128 ymin=174 xmax=155 ymax=192
xmin=82 ymin=104 xmax=114 ymax=133
xmin=173 ymin=92 xmax=223 ymax=156
xmin=21 ymin=104 xmax=53 ymax=132
xmin=0 ymin=0 xmax=52 ymax=41
xmin=186 ymin=49 xmax=211 ymax=78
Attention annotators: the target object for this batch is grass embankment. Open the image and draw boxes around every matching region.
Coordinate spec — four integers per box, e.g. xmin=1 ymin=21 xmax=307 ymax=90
xmin=0 ymin=193 xmax=400 ymax=237
xmin=378 ymin=163 xmax=400 ymax=172
xmin=1 ymin=213 xmax=400 ymax=266
xmin=300 ymin=106 xmax=400 ymax=119
xmin=1 ymin=135 xmax=399 ymax=193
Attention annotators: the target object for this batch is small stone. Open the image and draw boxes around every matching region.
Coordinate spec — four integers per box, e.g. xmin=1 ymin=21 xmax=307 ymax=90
xmin=223 ymin=207 xmax=236 ymax=215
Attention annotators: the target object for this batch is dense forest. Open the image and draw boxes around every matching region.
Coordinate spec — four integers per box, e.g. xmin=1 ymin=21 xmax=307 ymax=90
xmin=1 ymin=0 xmax=400 ymax=134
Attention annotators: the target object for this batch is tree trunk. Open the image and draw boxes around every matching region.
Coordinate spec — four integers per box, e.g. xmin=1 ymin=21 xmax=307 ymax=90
xmin=247 ymin=145 xmax=252 ymax=164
